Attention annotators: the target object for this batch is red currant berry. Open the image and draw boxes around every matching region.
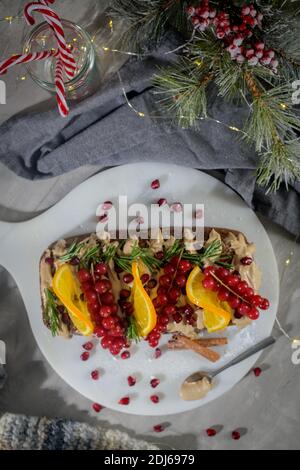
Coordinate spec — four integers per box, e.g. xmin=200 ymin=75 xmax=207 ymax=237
xmin=102 ymin=316 xmax=116 ymax=329
xmin=250 ymin=294 xmax=262 ymax=307
xmin=159 ymin=274 xmax=172 ymax=288
xmin=178 ymin=259 xmax=192 ymax=273
xmin=202 ymin=276 xmax=217 ymax=290
xmin=159 ymin=314 xmax=169 ymax=325
xmin=94 ymin=262 xmax=107 ymax=275
xmin=163 ymin=304 xmax=176 ymax=316
xmin=94 ymin=326 xmax=106 ymax=337
xmin=244 ymin=287 xmax=254 ymax=299
xmin=164 ymin=263 xmax=176 ymax=275
xmin=77 ymin=268 xmax=91 ymax=283
xmin=227 ymin=274 xmax=240 ymax=287
xmin=101 ymin=292 xmax=114 ymax=305
xmin=216 ymin=267 xmax=230 ymax=279
xmin=203 ymin=266 xmax=216 ymax=276
xmin=156 ymin=293 xmax=169 ymax=307
xmin=260 ymin=298 xmax=270 ymax=310
xmin=237 ymin=303 xmax=250 ymax=316
xmin=170 ymin=255 xmax=180 ymax=267
xmin=87 ymin=302 xmax=100 ymax=315
xmin=99 ymin=305 xmax=112 ymax=318
xmin=218 ymin=287 xmax=230 ymax=301
xmin=168 ymin=287 xmax=181 ymax=304
xmin=95 ymin=279 xmax=112 ymax=294
xmin=175 ymin=274 xmax=187 ymax=288
xmin=228 ymin=294 xmax=241 ymax=309
xmin=247 ymin=307 xmax=259 ymax=320
xmin=85 ymin=290 xmax=98 ymax=303
xmin=236 ymin=280 xmax=248 ymax=295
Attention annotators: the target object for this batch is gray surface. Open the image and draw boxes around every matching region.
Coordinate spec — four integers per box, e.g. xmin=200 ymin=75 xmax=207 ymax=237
xmin=0 ymin=0 xmax=300 ymax=451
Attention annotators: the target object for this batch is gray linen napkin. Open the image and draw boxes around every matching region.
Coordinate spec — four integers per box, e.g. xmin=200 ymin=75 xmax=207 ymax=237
xmin=0 ymin=33 xmax=299 ymax=235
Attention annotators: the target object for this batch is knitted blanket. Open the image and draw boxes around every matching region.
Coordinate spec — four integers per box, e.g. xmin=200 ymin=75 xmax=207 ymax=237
xmin=0 ymin=413 xmax=159 ymax=450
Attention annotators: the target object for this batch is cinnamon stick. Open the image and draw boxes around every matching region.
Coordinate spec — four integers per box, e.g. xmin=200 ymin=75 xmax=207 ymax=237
xmin=169 ymin=334 xmax=220 ymax=363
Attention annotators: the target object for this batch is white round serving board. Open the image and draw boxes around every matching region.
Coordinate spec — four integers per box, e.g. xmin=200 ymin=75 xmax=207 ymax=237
xmin=0 ymin=163 xmax=279 ymax=415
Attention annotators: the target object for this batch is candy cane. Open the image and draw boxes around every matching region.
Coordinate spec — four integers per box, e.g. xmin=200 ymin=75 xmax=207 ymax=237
xmin=55 ymin=57 xmax=69 ymax=117
xmin=0 ymin=49 xmax=59 ymax=75
xmin=24 ymin=2 xmax=76 ymax=80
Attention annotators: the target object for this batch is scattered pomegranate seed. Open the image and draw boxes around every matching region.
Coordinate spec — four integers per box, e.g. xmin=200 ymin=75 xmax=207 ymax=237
xmin=91 ymin=370 xmax=99 ymax=380
xmin=157 ymin=198 xmax=167 ymax=207
xmin=150 ymin=378 xmax=160 ymax=388
xmin=253 ymin=367 xmax=262 ymax=377
xmin=45 ymin=256 xmax=54 ymax=265
xmin=154 ymin=348 xmax=162 ymax=359
xmin=232 ymin=430 xmax=241 ymax=440
xmin=98 ymin=213 xmax=108 ymax=223
xmin=151 ymin=179 xmax=160 ymax=189
xmin=121 ymin=350 xmax=130 ymax=360
xmin=80 ymin=351 xmax=90 ymax=361
xmin=123 ymin=273 xmax=134 ymax=284
xmin=150 ymin=395 xmax=160 ymax=403
xmin=127 ymin=376 xmax=136 ymax=387
xmin=82 ymin=341 xmax=93 ymax=351
xmin=195 ymin=208 xmax=203 ymax=219
xmin=170 ymin=202 xmax=182 ymax=212
xmin=92 ymin=403 xmax=103 ymax=413
xmin=141 ymin=273 xmax=150 ymax=284
xmin=206 ymin=428 xmax=217 ymax=437
xmin=119 ymin=396 xmax=130 ymax=405
xmin=153 ymin=424 xmax=164 ymax=433
xmin=240 ymin=256 xmax=253 ymax=265
xmin=101 ymin=201 xmax=113 ymax=210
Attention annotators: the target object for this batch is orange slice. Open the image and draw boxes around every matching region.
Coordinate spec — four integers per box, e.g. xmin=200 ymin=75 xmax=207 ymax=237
xmin=132 ymin=261 xmax=157 ymax=337
xmin=52 ymin=264 xmax=94 ymax=336
xmin=186 ymin=266 xmax=232 ymax=333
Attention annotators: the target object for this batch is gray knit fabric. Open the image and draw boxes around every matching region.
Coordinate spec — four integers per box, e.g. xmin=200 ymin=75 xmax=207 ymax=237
xmin=0 ymin=413 xmax=159 ymax=450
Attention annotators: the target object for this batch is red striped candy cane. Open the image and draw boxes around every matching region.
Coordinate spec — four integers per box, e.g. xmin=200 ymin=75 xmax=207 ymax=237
xmin=55 ymin=57 xmax=69 ymax=117
xmin=24 ymin=2 xmax=76 ymax=80
xmin=0 ymin=49 xmax=59 ymax=75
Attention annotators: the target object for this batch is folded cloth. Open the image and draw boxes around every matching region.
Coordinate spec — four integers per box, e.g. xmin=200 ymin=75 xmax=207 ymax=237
xmin=0 ymin=413 xmax=159 ymax=450
xmin=0 ymin=32 xmax=299 ymax=236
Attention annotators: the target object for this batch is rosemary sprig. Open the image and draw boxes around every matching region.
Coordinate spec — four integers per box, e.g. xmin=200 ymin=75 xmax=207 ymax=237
xmin=80 ymin=244 xmax=101 ymax=268
xmin=102 ymin=243 xmax=118 ymax=263
xmin=44 ymin=288 xmax=61 ymax=337
xmin=162 ymin=239 xmax=183 ymax=263
xmin=115 ymin=245 xmax=161 ymax=273
xmin=126 ymin=316 xmax=140 ymax=343
xmin=182 ymin=239 xmax=223 ymax=265
xmin=59 ymin=240 xmax=85 ymax=262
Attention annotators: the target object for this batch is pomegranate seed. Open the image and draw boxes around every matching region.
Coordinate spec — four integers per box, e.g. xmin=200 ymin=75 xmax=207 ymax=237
xmin=121 ymin=350 xmax=130 ymax=360
xmin=150 ymin=395 xmax=159 ymax=403
xmin=101 ymin=201 xmax=113 ymax=210
xmin=120 ymin=289 xmax=130 ymax=299
xmin=123 ymin=273 xmax=134 ymax=284
xmin=253 ymin=367 xmax=262 ymax=377
xmin=157 ymin=198 xmax=167 ymax=207
xmin=153 ymin=424 xmax=164 ymax=433
xmin=119 ymin=396 xmax=130 ymax=405
xmin=91 ymin=370 xmax=99 ymax=380
xmin=154 ymin=348 xmax=162 ymax=358
xmin=94 ymin=262 xmax=107 ymax=275
xmin=80 ymin=351 xmax=90 ymax=361
xmin=141 ymin=273 xmax=150 ymax=284
xmin=98 ymin=213 xmax=108 ymax=223
xmin=127 ymin=375 xmax=136 ymax=386
xmin=173 ymin=312 xmax=182 ymax=323
xmin=147 ymin=278 xmax=157 ymax=289
xmin=45 ymin=257 xmax=54 ymax=265
xmin=69 ymin=256 xmax=80 ymax=266
xmin=206 ymin=428 xmax=217 ymax=437
xmin=232 ymin=430 xmax=241 ymax=440
xmin=82 ymin=341 xmax=93 ymax=351
xmin=150 ymin=378 xmax=160 ymax=388
xmin=260 ymin=298 xmax=270 ymax=310
xmin=77 ymin=268 xmax=91 ymax=283
xmin=234 ymin=311 xmax=243 ymax=319
xmin=92 ymin=403 xmax=103 ymax=413
xmin=151 ymin=179 xmax=160 ymax=189
xmin=155 ymin=251 xmax=164 ymax=260
xmin=241 ymin=256 xmax=253 ymax=265
xmin=170 ymin=202 xmax=182 ymax=212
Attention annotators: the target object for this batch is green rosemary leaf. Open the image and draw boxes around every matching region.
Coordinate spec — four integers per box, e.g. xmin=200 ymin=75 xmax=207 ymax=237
xmin=202 ymin=239 xmax=222 ymax=261
xmin=102 ymin=243 xmax=118 ymax=263
xmin=126 ymin=316 xmax=140 ymax=343
xmin=59 ymin=240 xmax=85 ymax=262
xmin=44 ymin=288 xmax=61 ymax=337
xmin=80 ymin=244 xmax=102 ymax=268
xmin=163 ymin=239 xmax=183 ymax=263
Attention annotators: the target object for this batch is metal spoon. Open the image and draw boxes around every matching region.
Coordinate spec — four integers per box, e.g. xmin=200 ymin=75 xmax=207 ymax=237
xmin=183 ymin=335 xmax=276 ymax=386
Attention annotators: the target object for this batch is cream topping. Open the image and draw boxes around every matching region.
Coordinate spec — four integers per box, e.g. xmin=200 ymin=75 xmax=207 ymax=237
xmin=180 ymin=376 xmax=212 ymax=401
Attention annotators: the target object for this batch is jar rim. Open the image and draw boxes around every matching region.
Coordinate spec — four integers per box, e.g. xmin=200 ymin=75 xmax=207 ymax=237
xmin=23 ymin=19 xmax=94 ymax=89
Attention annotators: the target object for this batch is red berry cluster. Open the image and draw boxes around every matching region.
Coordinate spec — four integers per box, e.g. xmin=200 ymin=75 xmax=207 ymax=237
xmin=186 ymin=2 xmax=278 ymax=73
xmin=77 ymin=263 xmax=129 ymax=356
xmin=202 ymin=265 xmax=270 ymax=321
xmin=146 ymin=256 xmax=195 ymax=347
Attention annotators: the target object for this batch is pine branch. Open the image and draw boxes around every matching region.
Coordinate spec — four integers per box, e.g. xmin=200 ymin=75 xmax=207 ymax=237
xmin=44 ymin=288 xmax=61 ymax=337
xmin=126 ymin=316 xmax=141 ymax=342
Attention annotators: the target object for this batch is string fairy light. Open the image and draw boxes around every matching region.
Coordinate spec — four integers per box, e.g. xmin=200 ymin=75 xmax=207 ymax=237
xmin=0 ymin=10 xmax=23 ymax=24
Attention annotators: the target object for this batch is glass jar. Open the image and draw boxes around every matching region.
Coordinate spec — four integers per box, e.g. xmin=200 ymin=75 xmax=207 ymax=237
xmin=23 ymin=20 xmax=98 ymax=100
